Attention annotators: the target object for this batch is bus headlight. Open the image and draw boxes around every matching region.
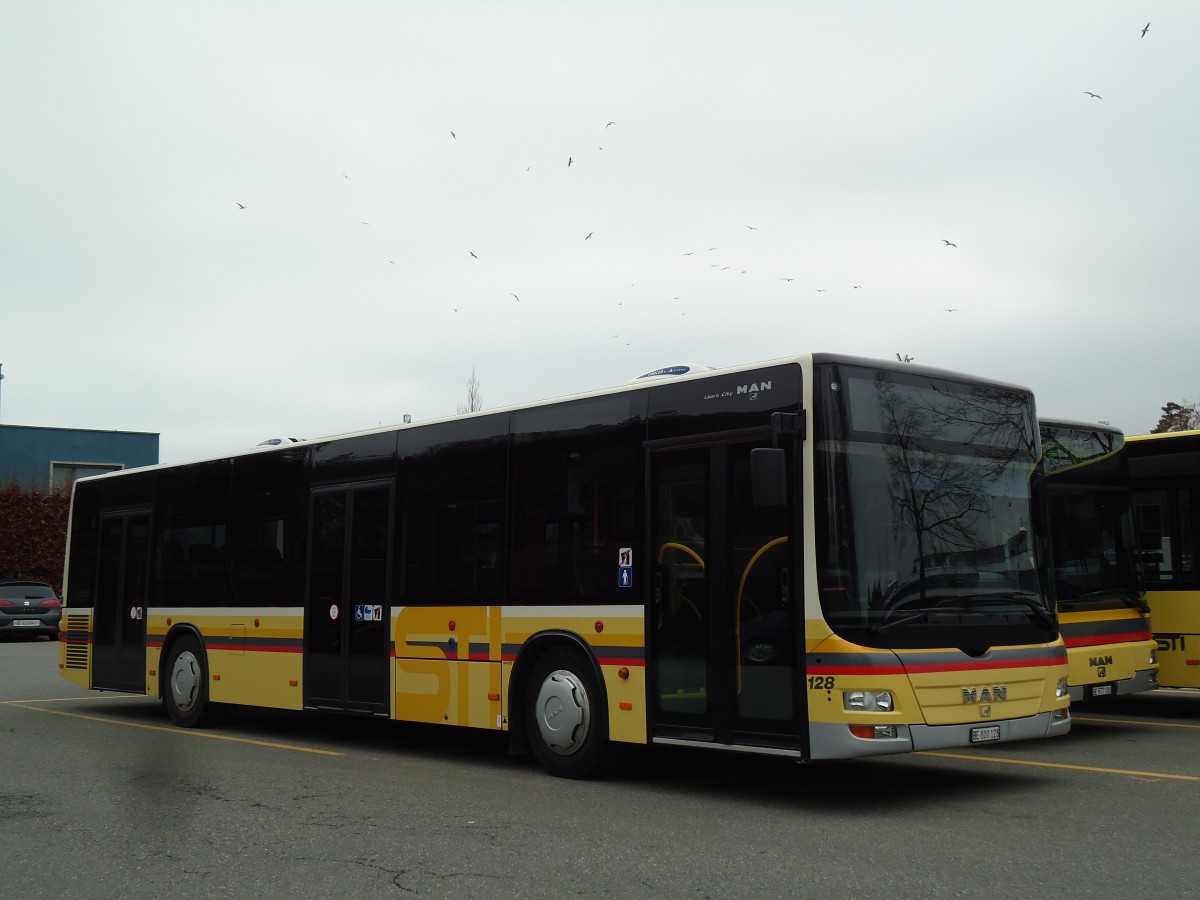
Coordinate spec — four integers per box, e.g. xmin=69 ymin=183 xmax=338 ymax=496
xmin=1149 ymin=649 xmax=1158 ymax=666
xmin=843 ymin=690 xmax=894 ymax=712
xmin=1056 ymin=678 xmax=1069 ymax=699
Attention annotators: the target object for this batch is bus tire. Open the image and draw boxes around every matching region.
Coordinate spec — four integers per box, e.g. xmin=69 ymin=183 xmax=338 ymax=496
xmin=524 ymin=647 xmax=612 ymax=779
xmin=163 ymin=635 xmax=217 ymax=727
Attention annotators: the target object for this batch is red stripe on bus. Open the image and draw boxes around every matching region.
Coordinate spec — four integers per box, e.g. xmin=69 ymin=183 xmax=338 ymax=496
xmin=203 ymin=642 xmax=302 ymax=653
xmin=1062 ymin=631 xmax=1152 ymax=648
xmin=809 ymin=657 xmax=1065 ymax=676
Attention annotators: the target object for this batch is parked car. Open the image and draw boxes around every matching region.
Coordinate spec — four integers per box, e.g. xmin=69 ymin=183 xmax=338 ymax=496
xmin=0 ymin=580 xmax=62 ymax=639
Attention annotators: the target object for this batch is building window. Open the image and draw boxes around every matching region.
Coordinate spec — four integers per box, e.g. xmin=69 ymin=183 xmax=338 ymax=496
xmin=50 ymin=462 xmax=123 ymax=492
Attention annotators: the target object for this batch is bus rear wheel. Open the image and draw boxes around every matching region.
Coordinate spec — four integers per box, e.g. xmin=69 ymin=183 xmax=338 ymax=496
xmin=525 ymin=647 xmax=612 ymax=779
xmin=163 ymin=635 xmax=217 ymax=727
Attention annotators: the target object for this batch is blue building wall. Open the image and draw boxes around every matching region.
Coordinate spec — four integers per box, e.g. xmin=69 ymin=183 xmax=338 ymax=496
xmin=0 ymin=424 xmax=159 ymax=491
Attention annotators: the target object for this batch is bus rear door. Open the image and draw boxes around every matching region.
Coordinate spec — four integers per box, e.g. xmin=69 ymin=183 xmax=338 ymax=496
xmin=91 ymin=510 xmax=152 ymax=693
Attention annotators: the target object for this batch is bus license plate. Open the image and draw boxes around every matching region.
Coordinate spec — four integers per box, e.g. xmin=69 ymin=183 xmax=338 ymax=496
xmin=1091 ymin=684 xmax=1113 ymax=698
xmin=970 ymin=725 xmax=1000 ymax=743
xmin=12 ymin=619 xmax=41 ymax=627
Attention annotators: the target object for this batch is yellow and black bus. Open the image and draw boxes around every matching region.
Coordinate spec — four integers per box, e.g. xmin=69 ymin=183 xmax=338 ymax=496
xmin=58 ymin=353 xmax=1070 ymax=777
xmin=1039 ymin=420 xmax=1158 ymax=700
xmin=1127 ymin=429 xmax=1200 ymax=690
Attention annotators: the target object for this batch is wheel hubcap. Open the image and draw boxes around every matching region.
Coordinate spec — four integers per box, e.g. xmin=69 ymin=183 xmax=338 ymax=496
xmin=170 ymin=650 xmax=201 ymax=713
xmin=535 ymin=669 xmax=590 ymax=756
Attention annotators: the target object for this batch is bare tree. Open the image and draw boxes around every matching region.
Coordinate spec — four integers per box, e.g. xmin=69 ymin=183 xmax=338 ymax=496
xmin=1152 ymin=400 xmax=1200 ymax=433
xmin=457 ymin=367 xmax=483 ymax=414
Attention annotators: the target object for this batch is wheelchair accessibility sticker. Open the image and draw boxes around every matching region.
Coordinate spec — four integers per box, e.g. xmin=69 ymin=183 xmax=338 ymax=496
xmin=355 ymin=604 xmax=383 ymax=622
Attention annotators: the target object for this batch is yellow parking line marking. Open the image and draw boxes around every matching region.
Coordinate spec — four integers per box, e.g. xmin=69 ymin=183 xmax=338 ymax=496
xmin=1072 ymin=715 xmax=1200 ymax=730
xmin=2 ymin=695 xmax=137 ymax=703
xmin=919 ymin=751 xmax=1200 ymax=781
xmin=9 ymin=704 xmax=343 ymax=756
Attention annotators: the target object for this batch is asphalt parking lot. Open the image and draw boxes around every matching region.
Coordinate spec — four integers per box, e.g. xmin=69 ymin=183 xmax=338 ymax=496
xmin=3 ymin=636 xmax=1198 ymax=899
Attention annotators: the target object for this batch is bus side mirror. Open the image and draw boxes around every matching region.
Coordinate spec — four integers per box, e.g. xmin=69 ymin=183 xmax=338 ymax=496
xmin=751 ymin=448 xmax=787 ymax=508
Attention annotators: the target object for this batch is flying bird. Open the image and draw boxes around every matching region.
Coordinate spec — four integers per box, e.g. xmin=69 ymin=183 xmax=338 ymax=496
xmin=510 ymin=293 xmax=520 ymax=302
xmin=943 ymin=240 xmax=957 ymax=247
xmin=605 ymin=121 xmax=616 ymax=129
xmin=1085 ymin=92 xmax=1102 ymax=99
xmin=781 ymin=277 xmax=795 ymax=282
xmin=945 ymin=308 xmax=958 ymax=313
xmin=1141 ymin=22 xmax=1150 ymax=38
xmin=682 ymin=252 xmax=694 ymax=256
xmin=746 ymin=225 xmax=757 ymax=230
xmin=567 ymin=156 xmax=573 ymax=167
xmin=815 ymin=289 xmax=827 ymax=293
xmin=450 ymin=131 xmax=456 ymax=139
xmin=585 ymin=232 xmax=593 ymax=240
xmin=852 ymin=285 xmax=862 ymax=289
xmin=469 ymin=251 xmax=478 ymax=259
xmin=236 ymin=203 xmax=246 ymax=209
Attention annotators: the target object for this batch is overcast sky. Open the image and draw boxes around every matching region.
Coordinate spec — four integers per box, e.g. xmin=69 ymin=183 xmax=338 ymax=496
xmin=3 ymin=3 xmax=1196 ymax=465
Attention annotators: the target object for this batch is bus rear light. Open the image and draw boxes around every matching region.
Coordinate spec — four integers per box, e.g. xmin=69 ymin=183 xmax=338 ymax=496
xmin=844 ymin=690 xmax=893 ymax=712
xmin=849 ymin=724 xmax=898 ymax=739
xmin=1149 ymin=649 xmax=1157 ymax=666
xmin=1052 ymin=707 xmax=1070 ymax=722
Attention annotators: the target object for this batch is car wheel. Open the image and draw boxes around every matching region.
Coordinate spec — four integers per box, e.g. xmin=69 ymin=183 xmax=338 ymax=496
xmin=524 ymin=647 xmax=612 ymax=779
xmin=163 ymin=635 xmax=218 ymax=727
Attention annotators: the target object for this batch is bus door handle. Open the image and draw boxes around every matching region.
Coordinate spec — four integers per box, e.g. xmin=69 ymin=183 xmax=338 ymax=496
xmin=779 ymin=567 xmax=790 ymax=607
xmin=653 ymin=570 xmax=663 ymax=609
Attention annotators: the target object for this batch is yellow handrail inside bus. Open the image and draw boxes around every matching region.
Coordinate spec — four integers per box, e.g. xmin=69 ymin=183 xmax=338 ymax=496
xmin=656 ymin=542 xmax=705 ymax=622
xmin=657 ymin=542 xmax=705 ymax=569
xmin=736 ymin=536 xmax=789 ymax=693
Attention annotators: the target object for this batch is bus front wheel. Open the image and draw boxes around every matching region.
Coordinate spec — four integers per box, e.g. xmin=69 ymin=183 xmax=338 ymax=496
xmin=163 ymin=635 xmax=217 ymax=727
xmin=524 ymin=648 xmax=611 ymax=779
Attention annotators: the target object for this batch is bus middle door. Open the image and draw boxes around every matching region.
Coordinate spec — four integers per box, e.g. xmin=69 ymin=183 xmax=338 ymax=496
xmin=304 ymin=481 xmax=393 ymax=716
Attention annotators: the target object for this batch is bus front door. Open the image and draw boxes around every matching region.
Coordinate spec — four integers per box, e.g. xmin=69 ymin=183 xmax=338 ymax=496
xmin=91 ymin=511 xmax=151 ymax=693
xmin=304 ymin=482 xmax=393 ymax=716
xmin=649 ymin=438 xmax=806 ymax=752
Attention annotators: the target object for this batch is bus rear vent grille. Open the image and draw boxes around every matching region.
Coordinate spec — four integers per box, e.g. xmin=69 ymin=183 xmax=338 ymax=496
xmin=64 ymin=640 xmax=89 ymax=669
xmin=64 ymin=616 xmax=91 ymax=669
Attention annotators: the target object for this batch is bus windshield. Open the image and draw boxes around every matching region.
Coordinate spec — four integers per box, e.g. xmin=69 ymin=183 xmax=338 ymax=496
xmin=1041 ymin=424 xmax=1143 ymax=612
xmin=814 ymin=363 xmax=1053 ymax=647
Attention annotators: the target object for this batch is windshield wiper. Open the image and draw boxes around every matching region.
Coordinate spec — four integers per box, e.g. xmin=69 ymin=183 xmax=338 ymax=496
xmin=964 ymin=592 xmax=1057 ymax=629
xmin=1059 ymin=588 xmax=1150 ymax=614
xmin=1120 ymin=592 xmax=1151 ymax=614
xmin=870 ymin=606 xmax=971 ymax=636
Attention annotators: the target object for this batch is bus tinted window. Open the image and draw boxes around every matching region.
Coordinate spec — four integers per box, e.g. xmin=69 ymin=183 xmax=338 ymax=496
xmin=401 ymin=436 xmax=506 ymax=602
xmin=511 ymin=436 xmax=640 ymax=602
xmin=158 ymin=461 xmax=231 ymax=608
xmin=228 ymin=448 xmax=308 ymax=606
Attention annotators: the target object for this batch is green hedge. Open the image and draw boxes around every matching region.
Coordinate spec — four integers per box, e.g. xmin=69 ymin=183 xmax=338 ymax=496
xmin=0 ymin=484 xmax=70 ymax=592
